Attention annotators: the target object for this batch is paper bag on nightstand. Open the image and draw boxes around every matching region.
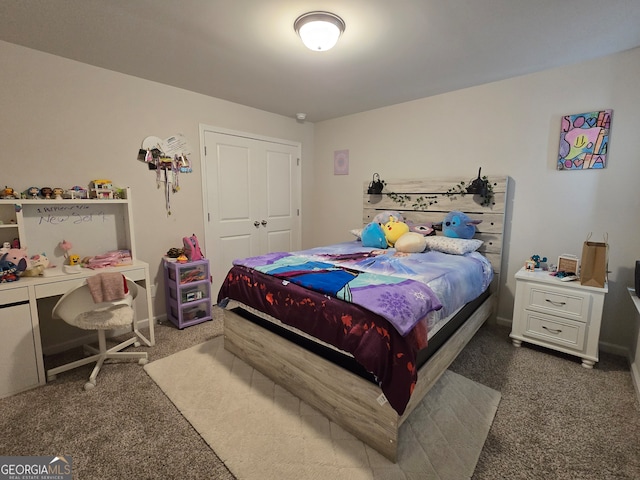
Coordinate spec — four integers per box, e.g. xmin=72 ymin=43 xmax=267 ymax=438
xmin=579 ymin=233 xmax=608 ymax=288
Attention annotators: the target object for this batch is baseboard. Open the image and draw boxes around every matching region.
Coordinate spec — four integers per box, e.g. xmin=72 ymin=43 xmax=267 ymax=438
xmin=495 ymin=315 xmax=511 ymax=328
xmin=598 ymin=340 xmax=628 ymax=358
xmin=631 ymin=360 xmax=640 ymax=402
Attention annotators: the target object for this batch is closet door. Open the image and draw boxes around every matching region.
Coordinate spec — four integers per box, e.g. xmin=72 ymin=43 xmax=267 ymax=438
xmin=202 ymin=129 xmax=301 ymax=296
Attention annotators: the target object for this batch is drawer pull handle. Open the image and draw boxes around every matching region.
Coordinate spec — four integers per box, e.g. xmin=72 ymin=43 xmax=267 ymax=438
xmin=545 ymin=299 xmax=566 ymax=307
xmin=542 ymin=326 xmax=562 ymax=334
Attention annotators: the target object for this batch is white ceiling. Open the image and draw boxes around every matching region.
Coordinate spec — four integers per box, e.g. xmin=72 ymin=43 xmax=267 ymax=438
xmin=1 ymin=0 xmax=640 ymax=123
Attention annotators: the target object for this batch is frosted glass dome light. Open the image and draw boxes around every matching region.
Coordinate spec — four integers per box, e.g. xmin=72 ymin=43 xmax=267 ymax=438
xmin=294 ymin=12 xmax=345 ymax=52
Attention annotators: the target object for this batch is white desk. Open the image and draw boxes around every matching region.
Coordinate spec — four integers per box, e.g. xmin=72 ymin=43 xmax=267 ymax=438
xmin=0 ymin=260 xmax=155 ymax=398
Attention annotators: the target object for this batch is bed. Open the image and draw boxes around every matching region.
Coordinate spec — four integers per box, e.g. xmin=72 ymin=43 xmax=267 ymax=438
xmin=218 ymin=175 xmax=509 ymax=461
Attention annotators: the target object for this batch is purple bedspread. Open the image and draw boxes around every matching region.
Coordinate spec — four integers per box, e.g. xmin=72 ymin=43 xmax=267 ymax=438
xmin=234 ymin=252 xmax=442 ymax=336
xmin=217 ymin=241 xmax=493 ymax=415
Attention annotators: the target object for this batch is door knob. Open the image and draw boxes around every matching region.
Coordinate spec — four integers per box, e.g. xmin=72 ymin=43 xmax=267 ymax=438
xmin=254 ymin=221 xmax=260 ymax=227
xmin=261 ymin=220 xmax=268 ymax=226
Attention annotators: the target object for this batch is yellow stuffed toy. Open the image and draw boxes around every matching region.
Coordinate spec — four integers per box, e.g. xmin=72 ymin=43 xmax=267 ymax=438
xmin=383 ymin=215 xmax=410 ymax=247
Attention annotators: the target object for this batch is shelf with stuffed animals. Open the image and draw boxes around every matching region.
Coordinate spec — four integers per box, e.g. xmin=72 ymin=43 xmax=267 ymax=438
xmin=0 ymin=187 xmax=137 ymax=281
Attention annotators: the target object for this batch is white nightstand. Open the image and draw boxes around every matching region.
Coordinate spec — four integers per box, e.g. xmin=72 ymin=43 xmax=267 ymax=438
xmin=510 ymin=268 xmax=608 ymax=368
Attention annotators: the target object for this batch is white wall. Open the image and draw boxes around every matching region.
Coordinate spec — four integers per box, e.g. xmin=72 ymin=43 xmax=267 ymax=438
xmin=0 ymin=40 xmax=315 ymax=318
xmin=312 ymin=47 xmax=640 ymax=353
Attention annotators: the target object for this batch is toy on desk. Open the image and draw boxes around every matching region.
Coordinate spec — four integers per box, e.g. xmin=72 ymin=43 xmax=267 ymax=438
xmin=64 ymin=185 xmax=88 ymax=199
xmin=25 ymin=186 xmax=39 ymax=199
xmin=82 ymin=250 xmax=132 ymax=269
xmin=0 ymin=248 xmax=28 ymax=282
xmin=64 ymin=256 xmax=82 ymax=273
xmin=58 ymin=240 xmax=81 ymax=273
xmin=0 ymin=254 xmax=22 ymax=283
xmin=22 ymin=253 xmax=52 ymax=277
xmin=176 ymin=253 xmax=188 ymax=264
xmin=59 ymin=240 xmax=73 ymax=260
xmin=3 ymin=248 xmax=28 ymax=273
xmin=1 ymin=186 xmax=19 ymax=199
xmin=39 ymin=187 xmax=53 ymax=199
xmin=90 ymin=179 xmax=115 ymax=199
xmin=53 ymin=187 xmax=64 ymax=199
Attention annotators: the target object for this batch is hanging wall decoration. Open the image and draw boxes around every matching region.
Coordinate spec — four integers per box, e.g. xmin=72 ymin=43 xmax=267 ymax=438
xmin=138 ymin=134 xmax=193 ymax=215
xmin=557 ymin=109 xmax=612 ymax=170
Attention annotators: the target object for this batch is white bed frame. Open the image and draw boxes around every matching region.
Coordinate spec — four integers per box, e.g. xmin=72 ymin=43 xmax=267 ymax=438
xmin=223 ymin=175 xmax=509 ymax=461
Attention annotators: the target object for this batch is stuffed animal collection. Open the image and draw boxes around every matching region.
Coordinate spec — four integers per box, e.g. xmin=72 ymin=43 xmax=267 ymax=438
xmin=0 ymin=248 xmax=53 ymax=279
xmin=360 ymin=210 xmax=481 ymax=253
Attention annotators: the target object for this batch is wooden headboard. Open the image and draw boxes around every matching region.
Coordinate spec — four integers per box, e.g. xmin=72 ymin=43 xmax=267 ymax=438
xmin=362 ymin=175 xmax=509 ymax=281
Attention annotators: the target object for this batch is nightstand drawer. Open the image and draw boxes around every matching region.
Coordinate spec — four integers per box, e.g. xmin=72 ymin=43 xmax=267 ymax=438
xmin=524 ymin=283 xmax=589 ymax=321
xmin=523 ymin=311 xmax=586 ymax=351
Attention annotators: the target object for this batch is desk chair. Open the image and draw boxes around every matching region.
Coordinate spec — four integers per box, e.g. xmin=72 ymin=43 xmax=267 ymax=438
xmin=46 ymin=276 xmax=149 ymax=391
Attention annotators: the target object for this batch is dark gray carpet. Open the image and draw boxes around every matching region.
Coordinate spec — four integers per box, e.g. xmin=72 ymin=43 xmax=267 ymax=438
xmin=1 ymin=308 xmax=639 ymax=479
xmin=0 ymin=315 xmax=234 ymax=480
xmin=450 ymin=324 xmax=640 ymax=480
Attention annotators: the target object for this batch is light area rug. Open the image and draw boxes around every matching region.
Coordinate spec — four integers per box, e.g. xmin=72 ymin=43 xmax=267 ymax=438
xmin=144 ymin=336 xmax=500 ymax=480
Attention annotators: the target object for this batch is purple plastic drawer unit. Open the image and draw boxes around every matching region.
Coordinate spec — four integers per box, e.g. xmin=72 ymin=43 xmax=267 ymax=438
xmin=163 ymin=258 xmax=212 ymax=329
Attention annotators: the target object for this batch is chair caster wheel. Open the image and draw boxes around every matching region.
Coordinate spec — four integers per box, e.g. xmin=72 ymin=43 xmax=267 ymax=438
xmin=134 ymin=341 xmax=141 ymax=347
xmin=84 ymin=381 xmax=96 ymax=391
xmin=139 ymin=358 xmax=149 ymax=365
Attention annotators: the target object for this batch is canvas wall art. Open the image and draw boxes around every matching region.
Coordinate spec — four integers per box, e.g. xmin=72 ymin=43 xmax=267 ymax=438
xmin=558 ymin=109 xmax=612 ymax=170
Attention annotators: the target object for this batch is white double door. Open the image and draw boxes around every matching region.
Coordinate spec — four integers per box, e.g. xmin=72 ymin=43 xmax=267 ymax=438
xmin=202 ymin=128 xmax=301 ymax=297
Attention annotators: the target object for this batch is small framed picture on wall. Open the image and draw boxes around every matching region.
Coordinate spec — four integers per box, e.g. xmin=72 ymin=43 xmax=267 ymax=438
xmin=334 ymin=149 xmax=349 ymax=175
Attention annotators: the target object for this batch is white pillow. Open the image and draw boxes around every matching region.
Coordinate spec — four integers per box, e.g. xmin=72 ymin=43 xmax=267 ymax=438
xmin=424 ymin=236 xmax=483 ymax=255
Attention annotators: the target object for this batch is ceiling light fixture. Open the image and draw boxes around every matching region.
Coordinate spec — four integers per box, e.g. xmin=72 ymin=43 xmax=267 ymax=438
xmin=294 ymin=11 xmax=345 ymax=52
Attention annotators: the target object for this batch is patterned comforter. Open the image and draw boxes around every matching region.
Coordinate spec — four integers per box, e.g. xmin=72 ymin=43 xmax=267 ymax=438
xmin=218 ymin=241 xmax=493 ymax=414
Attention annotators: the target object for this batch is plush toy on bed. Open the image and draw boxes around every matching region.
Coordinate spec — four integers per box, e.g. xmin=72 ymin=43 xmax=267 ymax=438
xmin=372 ymin=210 xmax=404 ymax=225
xmin=439 ymin=211 xmax=482 ymax=239
xmin=394 ymin=232 xmax=428 ymax=253
xmin=360 ymin=221 xmax=388 ymax=248
xmin=361 ymin=211 xmax=435 ymax=253
xmin=382 ymin=215 xmax=410 ymax=247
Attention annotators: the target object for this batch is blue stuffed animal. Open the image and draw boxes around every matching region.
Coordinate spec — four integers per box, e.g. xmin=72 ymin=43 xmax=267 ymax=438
xmin=361 ymin=222 xmax=388 ymax=249
xmin=441 ymin=211 xmax=482 ymax=239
